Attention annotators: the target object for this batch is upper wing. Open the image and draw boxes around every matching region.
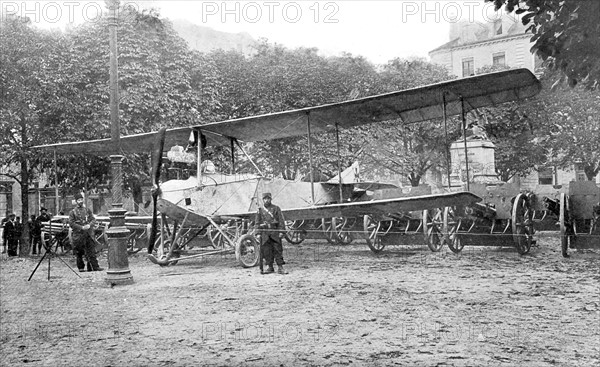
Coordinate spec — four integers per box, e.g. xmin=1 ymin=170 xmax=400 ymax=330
xmin=281 ymin=192 xmax=481 ymax=221
xmin=33 ymin=68 xmax=540 ymax=155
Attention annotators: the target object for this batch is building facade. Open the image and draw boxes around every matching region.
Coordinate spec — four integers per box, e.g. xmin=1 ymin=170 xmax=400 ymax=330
xmin=429 ymin=17 xmax=538 ymax=77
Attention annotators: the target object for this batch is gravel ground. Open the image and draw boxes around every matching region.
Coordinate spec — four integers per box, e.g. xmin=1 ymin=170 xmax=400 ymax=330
xmin=1 ymin=233 xmax=599 ymax=367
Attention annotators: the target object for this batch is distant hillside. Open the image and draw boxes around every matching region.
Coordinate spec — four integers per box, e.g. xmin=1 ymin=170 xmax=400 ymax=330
xmin=171 ymin=19 xmax=257 ymax=55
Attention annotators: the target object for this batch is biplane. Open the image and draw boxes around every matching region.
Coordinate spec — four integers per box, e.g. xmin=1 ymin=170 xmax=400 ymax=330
xmin=34 ymin=68 xmax=541 ymax=267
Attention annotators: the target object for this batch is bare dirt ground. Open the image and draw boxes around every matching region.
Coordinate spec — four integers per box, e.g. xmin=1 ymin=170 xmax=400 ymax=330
xmin=1 ymin=233 xmax=599 ymax=367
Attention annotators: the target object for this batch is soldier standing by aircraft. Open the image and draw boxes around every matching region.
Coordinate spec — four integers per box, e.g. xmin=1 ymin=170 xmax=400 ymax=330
xmin=256 ymin=193 xmax=288 ymax=275
xmin=69 ymin=193 xmax=103 ymax=272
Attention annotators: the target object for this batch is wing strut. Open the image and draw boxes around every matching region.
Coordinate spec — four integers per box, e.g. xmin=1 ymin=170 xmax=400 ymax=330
xmin=306 ymin=111 xmax=315 ymax=205
xmin=196 ymin=129 xmax=202 ymax=188
xmin=460 ymin=96 xmax=471 ymax=191
xmin=235 ymin=140 xmax=264 ymax=176
xmin=442 ymin=92 xmax=451 ymax=189
xmin=230 ymin=137 xmax=235 ymax=174
xmin=335 ymin=121 xmax=343 ymax=201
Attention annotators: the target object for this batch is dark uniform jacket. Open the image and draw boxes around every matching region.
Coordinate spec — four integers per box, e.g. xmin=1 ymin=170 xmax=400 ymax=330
xmin=68 ymin=207 xmax=96 ymax=241
xmin=3 ymin=220 xmax=17 ymax=240
xmin=255 ymin=204 xmax=285 ymax=245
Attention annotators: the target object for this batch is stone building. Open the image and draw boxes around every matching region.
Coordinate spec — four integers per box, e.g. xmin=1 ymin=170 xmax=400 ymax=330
xmin=429 ymin=16 xmax=538 ymax=77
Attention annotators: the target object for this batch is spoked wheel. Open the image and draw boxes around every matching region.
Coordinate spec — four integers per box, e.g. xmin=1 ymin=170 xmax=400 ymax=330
xmin=236 ymin=233 xmax=260 ymax=268
xmin=284 ymin=220 xmax=307 ymax=245
xmin=363 ymin=215 xmax=392 ymax=253
xmin=445 ymin=207 xmax=464 ymax=253
xmin=423 ymin=208 xmax=444 ymax=252
xmin=322 ymin=217 xmax=354 ymax=245
xmin=336 ymin=217 xmax=356 ymax=245
xmin=512 ymin=193 xmax=534 ymax=255
xmin=209 ymin=221 xmax=237 ymax=249
xmin=559 ymin=193 xmax=574 ymax=258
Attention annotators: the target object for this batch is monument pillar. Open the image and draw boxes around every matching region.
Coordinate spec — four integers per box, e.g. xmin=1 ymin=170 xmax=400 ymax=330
xmin=449 ymin=137 xmax=497 ymax=187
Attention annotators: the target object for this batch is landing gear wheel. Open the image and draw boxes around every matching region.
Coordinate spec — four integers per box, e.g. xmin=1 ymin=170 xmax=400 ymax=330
xmin=445 ymin=207 xmax=464 ymax=253
xmin=364 ymin=215 xmax=391 ymax=253
xmin=236 ymin=233 xmax=260 ymax=268
xmin=423 ymin=208 xmax=444 ymax=252
xmin=512 ymin=193 xmax=534 ymax=255
xmin=284 ymin=220 xmax=307 ymax=245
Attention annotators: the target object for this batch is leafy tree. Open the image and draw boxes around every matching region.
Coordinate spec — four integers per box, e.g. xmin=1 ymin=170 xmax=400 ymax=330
xmin=358 ymin=58 xmax=455 ymax=186
xmin=488 ymin=0 xmax=600 ymax=89
xmin=39 ymin=5 xmax=221 ymax=192
xmin=0 ymin=16 xmax=76 ymax=254
xmin=473 ymin=65 xmax=546 ymax=181
xmin=525 ymin=70 xmax=600 ymax=180
xmin=208 ymin=43 xmax=383 ymax=180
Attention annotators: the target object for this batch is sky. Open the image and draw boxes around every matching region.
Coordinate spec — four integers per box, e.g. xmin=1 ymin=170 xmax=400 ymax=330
xmin=1 ymin=0 xmax=510 ymax=64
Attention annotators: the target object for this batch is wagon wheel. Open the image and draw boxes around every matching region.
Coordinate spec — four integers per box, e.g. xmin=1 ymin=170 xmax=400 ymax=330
xmin=236 ymin=233 xmax=260 ymax=268
xmin=559 ymin=193 xmax=574 ymax=258
xmin=512 ymin=193 xmax=534 ymax=255
xmin=445 ymin=206 xmax=464 ymax=253
xmin=208 ymin=221 xmax=238 ymax=249
xmin=284 ymin=220 xmax=307 ymax=244
xmin=322 ymin=217 xmax=354 ymax=245
xmin=423 ymin=208 xmax=444 ymax=252
xmin=363 ymin=215 xmax=392 ymax=253
xmin=336 ymin=217 xmax=355 ymax=245
xmin=322 ymin=217 xmax=340 ymax=244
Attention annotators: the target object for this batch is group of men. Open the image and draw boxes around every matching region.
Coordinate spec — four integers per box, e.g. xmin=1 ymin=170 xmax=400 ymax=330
xmin=1 ymin=194 xmax=102 ymax=272
xmin=1 ymin=208 xmax=51 ymax=256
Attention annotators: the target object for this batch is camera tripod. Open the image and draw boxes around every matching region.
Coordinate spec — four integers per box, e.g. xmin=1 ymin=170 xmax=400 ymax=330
xmin=28 ymin=232 xmax=81 ymax=281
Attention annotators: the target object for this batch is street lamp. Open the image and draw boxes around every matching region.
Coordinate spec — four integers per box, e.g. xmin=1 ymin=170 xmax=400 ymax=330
xmin=105 ymin=0 xmax=133 ymax=285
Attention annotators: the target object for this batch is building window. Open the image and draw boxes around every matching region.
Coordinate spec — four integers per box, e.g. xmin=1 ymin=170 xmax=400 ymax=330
xmin=538 ymin=167 xmax=553 ymax=185
xmin=462 ymin=58 xmax=474 ymax=77
xmin=493 ymin=52 xmax=506 ymax=67
xmin=495 ymin=22 xmax=503 ymax=35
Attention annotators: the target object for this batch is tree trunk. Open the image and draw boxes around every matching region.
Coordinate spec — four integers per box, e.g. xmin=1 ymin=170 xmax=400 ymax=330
xmin=19 ymin=154 xmax=30 ymax=256
xmin=583 ymin=163 xmax=599 ymax=181
xmin=408 ymin=173 xmax=421 ymax=187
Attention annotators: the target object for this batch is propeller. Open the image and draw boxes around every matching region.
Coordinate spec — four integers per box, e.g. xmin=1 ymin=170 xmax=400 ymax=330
xmin=147 ymin=127 xmax=167 ymax=254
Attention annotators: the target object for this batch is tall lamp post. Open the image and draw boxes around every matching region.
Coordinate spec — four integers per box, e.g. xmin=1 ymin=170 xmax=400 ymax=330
xmin=105 ymin=0 xmax=133 ymax=285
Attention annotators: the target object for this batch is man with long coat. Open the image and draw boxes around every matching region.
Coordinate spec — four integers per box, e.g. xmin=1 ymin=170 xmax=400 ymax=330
xmin=255 ymin=192 xmax=288 ymax=275
xmin=69 ymin=193 xmax=103 ymax=272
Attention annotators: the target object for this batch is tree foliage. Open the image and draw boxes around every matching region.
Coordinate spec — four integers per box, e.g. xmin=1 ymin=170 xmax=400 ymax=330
xmin=525 ymin=70 xmax=600 ymax=180
xmin=473 ymin=65 xmax=546 ymax=182
xmin=488 ymin=0 xmax=600 ymax=89
xmin=0 ymin=16 xmax=80 ymax=252
xmin=358 ymin=58 xmax=455 ymax=186
xmin=40 ymin=5 xmax=221 ymax=191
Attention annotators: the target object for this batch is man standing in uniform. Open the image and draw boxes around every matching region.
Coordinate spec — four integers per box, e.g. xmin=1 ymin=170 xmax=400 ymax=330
xmin=69 ymin=193 xmax=103 ymax=272
xmin=3 ymin=213 xmax=18 ymax=256
xmin=255 ymin=192 xmax=288 ymax=275
xmin=31 ymin=207 xmax=52 ymax=255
